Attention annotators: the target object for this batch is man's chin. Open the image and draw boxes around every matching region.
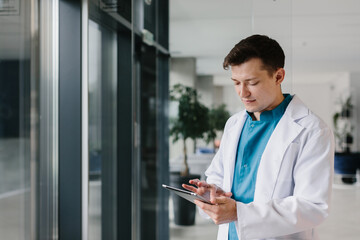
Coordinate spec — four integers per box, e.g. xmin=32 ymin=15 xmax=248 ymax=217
xmin=244 ymin=106 xmax=257 ymax=113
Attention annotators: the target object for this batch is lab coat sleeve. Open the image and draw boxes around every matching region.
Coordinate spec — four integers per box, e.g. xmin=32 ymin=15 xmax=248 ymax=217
xmin=198 ymin=116 xmax=236 ymax=219
xmin=235 ymin=127 xmax=334 ymax=239
xmin=198 ymin=147 xmax=224 ymax=219
xmin=205 ymin=145 xmax=225 ymax=187
xmin=205 ymin=115 xmax=237 ymax=187
xmin=197 ymin=133 xmax=225 ymax=219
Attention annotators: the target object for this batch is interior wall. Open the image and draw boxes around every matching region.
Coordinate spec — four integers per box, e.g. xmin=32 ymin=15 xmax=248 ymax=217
xmin=213 ymin=86 xmax=224 ymax=108
xmin=196 ymin=75 xmax=213 ymax=108
xmin=169 ymin=57 xmax=196 ymax=87
xmin=292 ymin=72 xmax=350 ymax=129
xmin=222 ymin=85 xmax=244 ymax=115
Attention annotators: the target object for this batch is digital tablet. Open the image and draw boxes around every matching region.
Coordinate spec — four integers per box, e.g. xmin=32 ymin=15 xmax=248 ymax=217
xmin=162 ymin=184 xmax=213 ymax=205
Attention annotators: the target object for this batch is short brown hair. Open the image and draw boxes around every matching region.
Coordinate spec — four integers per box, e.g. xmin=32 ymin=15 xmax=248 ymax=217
xmin=223 ymin=35 xmax=285 ymax=75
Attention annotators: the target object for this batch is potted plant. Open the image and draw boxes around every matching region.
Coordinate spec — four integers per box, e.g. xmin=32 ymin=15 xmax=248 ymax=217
xmin=169 ymin=83 xmax=209 ymax=225
xmin=333 ymin=95 xmax=359 ymax=184
xmin=205 ymin=104 xmax=230 ymax=151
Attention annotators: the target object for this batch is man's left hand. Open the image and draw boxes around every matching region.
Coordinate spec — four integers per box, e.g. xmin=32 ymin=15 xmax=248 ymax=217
xmin=194 ymin=196 xmax=237 ymax=225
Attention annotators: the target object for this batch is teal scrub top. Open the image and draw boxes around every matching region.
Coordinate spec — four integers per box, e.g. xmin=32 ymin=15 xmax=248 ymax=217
xmin=228 ymin=94 xmax=292 ymax=240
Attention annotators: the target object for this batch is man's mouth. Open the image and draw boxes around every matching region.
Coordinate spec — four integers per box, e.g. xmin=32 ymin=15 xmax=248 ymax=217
xmin=243 ymin=99 xmax=256 ymax=103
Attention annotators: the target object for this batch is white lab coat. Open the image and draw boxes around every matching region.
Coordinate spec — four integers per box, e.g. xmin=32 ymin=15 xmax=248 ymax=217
xmin=203 ymin=95 xmax=334 ymax=240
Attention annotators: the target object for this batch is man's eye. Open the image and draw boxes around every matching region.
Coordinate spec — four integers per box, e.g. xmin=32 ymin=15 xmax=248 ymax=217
xmin=249 ymin=82 xmax=258 ymax=86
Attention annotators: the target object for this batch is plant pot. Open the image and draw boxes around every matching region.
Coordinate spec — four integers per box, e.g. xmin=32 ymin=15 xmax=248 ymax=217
xmin=340 ymin=108 xmax=351 ymax=118
xmin=170 ymin=172 xmax=201 ymax=226
xmin=334 ymin=152 xmax=360 ymax=184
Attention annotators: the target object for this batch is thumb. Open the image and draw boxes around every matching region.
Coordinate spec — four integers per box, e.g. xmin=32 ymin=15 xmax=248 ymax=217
xmin=224 ymin=192 xmax=232 ymax=198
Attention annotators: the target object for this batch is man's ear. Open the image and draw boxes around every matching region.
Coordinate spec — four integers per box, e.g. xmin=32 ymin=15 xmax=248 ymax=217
xmin=275 ymin=68 xmax=285 ymax=85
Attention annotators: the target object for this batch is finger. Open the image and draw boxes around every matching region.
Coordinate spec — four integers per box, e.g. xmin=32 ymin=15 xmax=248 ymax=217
xmin=210 ymin=187 xmax=218 ymax=204
xmin=182 ymin=184 xmax=198 ymax=193
xmin=193 ymin=199 xmax=203 ymax=207
xmin=224 ymin=192 xmax=232 ymax=197
xmin=214 ymin=185 xmax=224 ymax=194
xmin=197 ymin=181 xmax=211 ymax=188
xmin=194 ymin=200 xmax=216 ymax=218
xmin=197 ymin=187 xmax=208 ymax=196
xmin=194 ymin=199 xmax=213 ymax=211
xmin=213 ymin=196 xmax=229 ymax=205
xmin=189 ymin=179 xmax=201 ymax=186
xmin=191 ymin=180 xmax=210 ymax=189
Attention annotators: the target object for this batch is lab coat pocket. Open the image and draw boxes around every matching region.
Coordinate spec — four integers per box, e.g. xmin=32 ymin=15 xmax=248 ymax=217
xmin=273 ymin=178 xmax=294 ymax=199
xmin=272 ymin=141 xmax=299 ymax=199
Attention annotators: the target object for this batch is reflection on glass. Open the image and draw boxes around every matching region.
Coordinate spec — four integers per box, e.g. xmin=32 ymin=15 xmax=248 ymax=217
xmin=0 ymin=0 xmax=31 ymax=239
xmin=88 ymin=20 xmax=118 ymax=240
xmin=97 ymin=0 xmax=131 ymax=21
xmin=140 ymin=45 xmax=158 ymax=240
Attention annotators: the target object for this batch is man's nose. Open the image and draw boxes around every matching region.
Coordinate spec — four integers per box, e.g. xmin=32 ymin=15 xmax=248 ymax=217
xmin=239 ymin=85 xmax=250 ymax=98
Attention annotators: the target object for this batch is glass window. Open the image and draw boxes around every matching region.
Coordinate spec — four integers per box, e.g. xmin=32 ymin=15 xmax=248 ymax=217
xmin=88 ymin=19 xmax=118 ymax=240
xmin=139 ymin=44 xmax=158 ymax=240
xmin=158 ymin=0 xmax=169 ymax=49
xmin=91 ymin=0 xmax=132 ymax=23
xmin=0 ymin=0 xmax=31 ymax=239
xmin=144 ymin=0 xmax=156 ymax=35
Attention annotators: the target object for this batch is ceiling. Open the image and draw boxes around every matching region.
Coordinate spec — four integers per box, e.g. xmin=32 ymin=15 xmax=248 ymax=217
xmin=1 ymin=0 xmax=359 ymax=80
xmin=169 ymin=0 xmax=360 ymax=78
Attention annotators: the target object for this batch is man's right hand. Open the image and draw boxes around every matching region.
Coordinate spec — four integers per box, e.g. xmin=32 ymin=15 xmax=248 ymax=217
xmin=182 ymin=179 xmax=232 ymax=204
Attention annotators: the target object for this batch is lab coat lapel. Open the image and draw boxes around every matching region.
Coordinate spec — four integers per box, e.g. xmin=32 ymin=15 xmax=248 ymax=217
xmin=254 ymin=96 xmax=308 ymax=201
xmin=224 ymin=112 xmax=247 ymax=192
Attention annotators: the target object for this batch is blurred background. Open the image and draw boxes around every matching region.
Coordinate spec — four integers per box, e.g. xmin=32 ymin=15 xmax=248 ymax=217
xmin=0 ymin=0 xmax=359 ymax=240
xmin=168 ymin=1 xmax=360 ymax=240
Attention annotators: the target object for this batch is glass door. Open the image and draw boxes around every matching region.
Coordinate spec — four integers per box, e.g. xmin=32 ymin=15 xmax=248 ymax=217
xmin=88 ymin=19 xmax=118 ymax=240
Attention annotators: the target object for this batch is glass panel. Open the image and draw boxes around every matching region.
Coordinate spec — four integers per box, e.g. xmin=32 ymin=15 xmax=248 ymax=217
xmin=88 ymin=19 xmax=118 ymax=240
xmin=92 ymin=0 xmax=132 ymax=23
xmin=0 ymin=0 xmax=31 ymax=239
xmin=158 ymin=0 xmax=169 ymax=49
xmin=156 ymin=52 xmax=170 ymax=240
xmin=144 ymin=0 xmax=156 ymax=36
xmin=140 ymin=45 xmax=158 ymax=240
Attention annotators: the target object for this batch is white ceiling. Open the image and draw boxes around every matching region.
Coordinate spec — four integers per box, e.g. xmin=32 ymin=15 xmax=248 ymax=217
xmin=169 ymin=0 xmax=360 ymax=77
xmin=1 ymin=0 xmax=359 ymax=78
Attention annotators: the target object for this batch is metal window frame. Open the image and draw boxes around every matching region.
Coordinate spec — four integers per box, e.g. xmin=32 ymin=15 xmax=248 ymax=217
xmin=81 ymin=1 xmax=89 ymax=240
xmin=34 ymin=0 xmax=60 ymax=239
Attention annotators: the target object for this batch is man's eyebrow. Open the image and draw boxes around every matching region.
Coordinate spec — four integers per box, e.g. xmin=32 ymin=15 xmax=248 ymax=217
xmin=231 ymin=77 xmax=257 ymax=81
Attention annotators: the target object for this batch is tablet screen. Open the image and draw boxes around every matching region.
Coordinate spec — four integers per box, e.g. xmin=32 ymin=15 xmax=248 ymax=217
xmin=162 ymin=184 xmax=213 ymax=205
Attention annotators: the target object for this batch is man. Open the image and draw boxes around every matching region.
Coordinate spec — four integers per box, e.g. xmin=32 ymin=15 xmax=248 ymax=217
xmin=183 ymin=35 xmax=334 ymax=240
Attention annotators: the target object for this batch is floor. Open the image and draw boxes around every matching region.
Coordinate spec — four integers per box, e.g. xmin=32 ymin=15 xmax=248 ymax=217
xmin=0 ymin=138 xmax=30 ymax=240
xmin=1 ymin=180 xmax=359 ymax=240
xmin=169 ymin=175 xmax=360 ymax=240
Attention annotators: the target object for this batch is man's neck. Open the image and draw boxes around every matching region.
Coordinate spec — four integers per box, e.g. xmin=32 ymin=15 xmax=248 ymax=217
xmin=252 ymin=94 xmax=285 ymax=121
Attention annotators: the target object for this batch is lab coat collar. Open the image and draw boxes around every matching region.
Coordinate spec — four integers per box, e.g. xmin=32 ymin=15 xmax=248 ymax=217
xmin=255 ymin=94 xmax=307 ymax=201
xmin=284 ymin=94 xmax=309 ymax=121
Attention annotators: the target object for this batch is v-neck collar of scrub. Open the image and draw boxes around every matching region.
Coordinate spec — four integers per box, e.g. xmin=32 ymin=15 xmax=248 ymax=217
xmin=246 ymin=94 xmax=292 ymax=122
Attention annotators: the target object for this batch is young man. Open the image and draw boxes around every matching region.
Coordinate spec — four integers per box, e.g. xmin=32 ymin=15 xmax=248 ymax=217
xmin=183 ymin=35 xmax=334 ymax=240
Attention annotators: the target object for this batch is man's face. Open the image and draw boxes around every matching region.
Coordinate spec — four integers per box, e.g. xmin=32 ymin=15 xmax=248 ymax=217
xmin=231 ymin=58 xmax=285 ymax=120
